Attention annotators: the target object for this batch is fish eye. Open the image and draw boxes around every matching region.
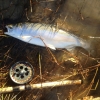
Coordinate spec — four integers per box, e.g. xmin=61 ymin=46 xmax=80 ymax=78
xmin=8 ymin=25 xmax=13 ymax=29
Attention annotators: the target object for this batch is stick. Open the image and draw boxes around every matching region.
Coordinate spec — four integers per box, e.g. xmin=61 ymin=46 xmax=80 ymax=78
xmin=0 ymin=80 xmax=81 ymax=93
xmin=0 ymin=30 xmax=3 ymax=35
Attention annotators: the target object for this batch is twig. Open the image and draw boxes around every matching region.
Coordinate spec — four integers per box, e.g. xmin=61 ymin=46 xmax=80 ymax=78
xmin=30 ymin=0 xmax=33 ymax=12
xmin=39 ymin=53 xmax=42 ymax=80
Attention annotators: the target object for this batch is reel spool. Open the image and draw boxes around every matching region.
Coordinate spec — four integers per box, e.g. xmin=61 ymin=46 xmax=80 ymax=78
xmin=9 ymin=61 xmax=34 ymax=84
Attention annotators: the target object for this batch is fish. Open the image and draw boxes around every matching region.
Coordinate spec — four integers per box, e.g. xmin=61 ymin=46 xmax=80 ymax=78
xmin=4 ymin=22 xmax=90 ymax=51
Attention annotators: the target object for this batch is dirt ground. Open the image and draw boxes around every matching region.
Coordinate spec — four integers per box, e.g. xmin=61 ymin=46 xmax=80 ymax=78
xmin=0 ymin=0 xmax=100 ymax=100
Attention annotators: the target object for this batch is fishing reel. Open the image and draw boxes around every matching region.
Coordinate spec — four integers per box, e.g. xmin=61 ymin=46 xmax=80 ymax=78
xmin=9 ymin=61 xmax=34 ymax=84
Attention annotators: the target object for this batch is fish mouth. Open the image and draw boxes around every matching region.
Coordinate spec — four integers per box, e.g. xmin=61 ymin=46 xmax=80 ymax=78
xmin=4 ymin=26 xmax=9 ymax=35
xmin=2 ymin=26 xmax=8 ymax=33
xmin=5 ymin=25 xmax=13 ymax=35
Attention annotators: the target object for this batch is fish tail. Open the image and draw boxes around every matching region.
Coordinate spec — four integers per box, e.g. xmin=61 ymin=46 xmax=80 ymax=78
xmin=80 ymin=39 xmax=90 ymax=50
xmin=80 ymin=37 xmax=100 ymax=57
xmin=86 ymin=38 xmax=100 ymax=57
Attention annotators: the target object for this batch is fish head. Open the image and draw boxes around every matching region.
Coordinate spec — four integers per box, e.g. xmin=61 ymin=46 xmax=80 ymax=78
xmin=5 ymin=24 xmax=17 ymax=36
xmin=5 ymin=24 xmax=23 ymax=39
xmin=5 ymin=24 xmax=32 ymax=42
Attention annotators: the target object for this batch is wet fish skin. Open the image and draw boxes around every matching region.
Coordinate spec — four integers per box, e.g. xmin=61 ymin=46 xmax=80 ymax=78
xmin=5 ymin=22 xmax=89 ymax=50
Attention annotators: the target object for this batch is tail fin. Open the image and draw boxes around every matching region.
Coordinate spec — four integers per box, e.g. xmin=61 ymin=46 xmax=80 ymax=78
xmin=81 ymin=36 xmax=100 ymax=57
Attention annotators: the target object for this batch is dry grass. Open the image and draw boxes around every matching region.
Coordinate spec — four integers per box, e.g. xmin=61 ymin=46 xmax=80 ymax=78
xmin=0 ymin=39 xmax=100 ymax=100
xmin=0 ymin=0 xmax=100 ymax=100
xmin=0 ymin=93 xmax=22 ymax=100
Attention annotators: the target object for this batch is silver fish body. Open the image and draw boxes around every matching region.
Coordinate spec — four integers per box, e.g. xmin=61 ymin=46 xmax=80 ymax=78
xmin=5 ymin=22 xmax=89 ymax=50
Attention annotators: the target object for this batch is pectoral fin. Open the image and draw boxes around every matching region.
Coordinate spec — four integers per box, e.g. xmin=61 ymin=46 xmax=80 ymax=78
xmin=46 ymin=44 xmax=56 ymax=50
